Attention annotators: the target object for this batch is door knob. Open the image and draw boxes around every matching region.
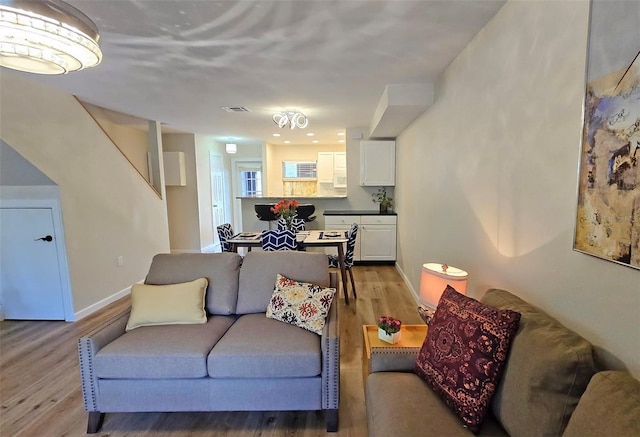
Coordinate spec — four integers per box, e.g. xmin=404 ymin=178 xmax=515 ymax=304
xmin=35 ymin=235 xmax=53 ymax=242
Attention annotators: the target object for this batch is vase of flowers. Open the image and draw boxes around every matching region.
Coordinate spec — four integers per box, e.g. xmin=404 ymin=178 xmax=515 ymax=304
xmin=377 ymin=315 xmax=402 ymax=344
xmin=271 ymin=199 xmax=300 ymax=230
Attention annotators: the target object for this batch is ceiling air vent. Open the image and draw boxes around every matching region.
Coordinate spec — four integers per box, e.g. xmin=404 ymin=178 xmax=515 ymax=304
xmin=221 ymin=106 xmax=251 ymax=112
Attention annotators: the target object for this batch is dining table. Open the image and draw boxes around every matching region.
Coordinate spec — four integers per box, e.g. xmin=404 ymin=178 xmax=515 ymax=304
xmin=227 ymin=230 xmax=353 ymax=304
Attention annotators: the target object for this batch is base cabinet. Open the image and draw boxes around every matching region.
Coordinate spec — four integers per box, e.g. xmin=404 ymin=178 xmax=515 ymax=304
xmin=325 ymin=214 xmax=396 ymax=262
xmin=360 ymin=216 xmax=397 ymax=261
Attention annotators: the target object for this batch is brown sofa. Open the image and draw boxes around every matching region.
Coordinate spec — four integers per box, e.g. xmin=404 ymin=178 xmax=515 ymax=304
xmin=365 ymin=288 xmax=640 ymax=436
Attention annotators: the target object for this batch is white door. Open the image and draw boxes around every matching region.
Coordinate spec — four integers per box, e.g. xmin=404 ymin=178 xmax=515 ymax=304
xmin=0 ymin=208 xmax=66 ymax=320
xmin=210 ymin=153 xmax=227 ymax=241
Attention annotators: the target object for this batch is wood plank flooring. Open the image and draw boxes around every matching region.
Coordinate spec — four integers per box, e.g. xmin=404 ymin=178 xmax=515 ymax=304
xmin=0 ymin=265 xmax=423 ymax=436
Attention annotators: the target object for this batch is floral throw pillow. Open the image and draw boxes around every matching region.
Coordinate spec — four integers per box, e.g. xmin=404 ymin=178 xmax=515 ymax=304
xmin=266 ymin=274 xmax=336 ymax=335
xmin=414 ymin=285 xmax=521 ymax=433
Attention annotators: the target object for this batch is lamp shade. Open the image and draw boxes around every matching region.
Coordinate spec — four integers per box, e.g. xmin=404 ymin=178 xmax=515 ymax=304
xmin=420 ymin=263 xmax=468 ymax=309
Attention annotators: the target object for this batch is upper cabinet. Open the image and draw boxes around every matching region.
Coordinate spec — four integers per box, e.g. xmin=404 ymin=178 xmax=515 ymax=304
xmin=317 ymin=151 xmax=347 ymax=188
xmin=360 ymin=140 xmax=395 ymax=186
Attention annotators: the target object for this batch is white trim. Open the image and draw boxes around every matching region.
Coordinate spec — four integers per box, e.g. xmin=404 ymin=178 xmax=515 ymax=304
xmin=0 ymin=187 xmax=75 ymax=321
xmin=170 ymin=249 xmax=202 ymax=254
xmin=74 ymin=282 xmax=138 ymax=320
xmin=201 ymin=243 xmax=218 ymax=253
xmin=395 ymin=262 xmax=420 ymax=304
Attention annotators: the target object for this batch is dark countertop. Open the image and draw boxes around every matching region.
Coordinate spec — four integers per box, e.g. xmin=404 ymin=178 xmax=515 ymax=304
xmin=323 ymin=210 xmax=397 ymax=216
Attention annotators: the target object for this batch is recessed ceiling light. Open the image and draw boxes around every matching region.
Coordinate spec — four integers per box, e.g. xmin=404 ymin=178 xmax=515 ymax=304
xmin=337 ymin=132 xmax=345 ymax=136
xmin=272 ymin=133 xmax=280 ymax=137
xmin=284 ymin=140 xmax=290 ymax=144
xmin=312 ymin=140 xmax=319 ymax=143
xmin=306 ymin=133 xmax=315 ymax=137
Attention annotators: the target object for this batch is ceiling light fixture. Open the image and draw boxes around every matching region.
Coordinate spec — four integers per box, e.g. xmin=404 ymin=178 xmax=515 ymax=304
xmin=0 ymin=0 xmax=102 ymax=75
xmin=225 ymin=143 xmax=237 ymax=154
xmin=273 ymin=111 xmax=308 ymax=129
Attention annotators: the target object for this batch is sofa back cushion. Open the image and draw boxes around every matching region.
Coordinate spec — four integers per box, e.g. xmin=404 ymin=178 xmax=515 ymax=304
xmin=236 ymin=251 xmax=330 ymax=314
xmin=480 ymin=289 xmax=596 ymax=437
xmin=145 ymin=253 xmax=241 ymax=315
xmin=563 ymin=371 xmax=640 ymax=437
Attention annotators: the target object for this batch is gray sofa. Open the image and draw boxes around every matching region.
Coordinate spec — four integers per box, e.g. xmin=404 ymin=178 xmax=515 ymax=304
xmin=78 ymin=251 xmax=340 ymax=433
xmin=366 ymin=288 xmax=640 ymax=437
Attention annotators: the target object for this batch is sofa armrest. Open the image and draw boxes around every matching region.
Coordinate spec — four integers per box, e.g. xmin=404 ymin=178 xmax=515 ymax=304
xmin=321 ymin=271 xmax=340 ymax=412
xmin=77 ymin=308 xmax=130 ymax=411
xmin=368 ymin=347 xmax=419 ymax=373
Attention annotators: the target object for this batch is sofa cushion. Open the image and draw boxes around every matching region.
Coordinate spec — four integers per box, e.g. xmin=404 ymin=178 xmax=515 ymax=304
xmin=480 ymin=289 xmax=596 ymax=437
xmin=236 ymin=251 xmax=330 ymax=314
xmin=266 ymin=273 xmax=336 ymax=335
xmin=94 ymin=315 xmax=236 ymax=379
xmin=145 ymin=253 xmax=241 ymax=315
xmin=563 ymin=371 xmax=640 ymax=437
xmin=207 ymin=313 xmax=321 ymax=378
xmin=414 ymin=286 xmax=521 ymax=433
xmin=126 ymin=278 xmax=208 ymax=331
xmin=366 ymin=372 xmax=509 ymax=437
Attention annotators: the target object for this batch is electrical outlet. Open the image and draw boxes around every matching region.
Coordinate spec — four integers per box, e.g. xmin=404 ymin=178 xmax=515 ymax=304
xmin=117 ymin=256 xmax=124 ymax=267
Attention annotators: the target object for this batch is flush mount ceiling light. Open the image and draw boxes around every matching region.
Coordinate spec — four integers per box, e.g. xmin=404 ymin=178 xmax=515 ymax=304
xmin=225 ymin=143 xmax=237 ymax=154
xmin=0 ymin=0 xmax=102 ymax=75
xmin=273 ymin=111 xmax=308 ymax=129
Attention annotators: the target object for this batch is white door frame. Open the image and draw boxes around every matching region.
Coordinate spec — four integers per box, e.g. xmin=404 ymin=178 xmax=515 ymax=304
xmin=230 ymin=158 xmax=264 ymax=232
xmin=0 ymin=194 xmax=74 ymax=321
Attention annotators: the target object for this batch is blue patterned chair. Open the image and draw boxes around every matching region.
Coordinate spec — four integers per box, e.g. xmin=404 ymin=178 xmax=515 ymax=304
xmin=216 ymin=223 xmax=234 ymax=252
xmin=260 ymin=229 xmax=297 ymax=251
xmin=328 ymin=223 xmax=358 ymax=299
xmin=276 ymin=216 xmax=306 ymax=233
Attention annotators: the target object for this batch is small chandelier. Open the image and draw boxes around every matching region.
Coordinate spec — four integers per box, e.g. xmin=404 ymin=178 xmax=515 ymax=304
xmin=273 ymin=111 xmax=309 ymax=129
xmin=0 ymin=0 xmax=102 ymax=75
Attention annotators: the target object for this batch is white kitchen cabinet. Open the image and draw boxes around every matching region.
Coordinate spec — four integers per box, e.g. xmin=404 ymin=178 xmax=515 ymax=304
xmin=324 ymin=215 xmax=361 ymax=261
xmin=359 ymin=215 xmax=397 ymax=261
xmin=333 ymin=152 xmax=346 ymax=188
xmin=360 ymin=141 xmax=395 ymax=186
xmin=324 ymin=214 xmax=397 ymax=262
xmin=317 ymin=152 xmax=334 ymax=184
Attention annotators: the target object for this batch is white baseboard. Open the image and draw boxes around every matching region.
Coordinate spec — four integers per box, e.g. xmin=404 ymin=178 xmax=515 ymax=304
xmin=395 ymin=262 xmax=420 ymax=304
xmin=74 ymin=282 xmax=140 ymax=320
xmin=201 ymin=244 xmax=218 ymax=253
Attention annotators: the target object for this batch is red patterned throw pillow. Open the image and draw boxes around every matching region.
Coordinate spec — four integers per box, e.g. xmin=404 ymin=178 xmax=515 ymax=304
xmin=415 ymin=286 xmax=521 ymax=433
xmin=266 ymin=274 xmax=336 ymax=335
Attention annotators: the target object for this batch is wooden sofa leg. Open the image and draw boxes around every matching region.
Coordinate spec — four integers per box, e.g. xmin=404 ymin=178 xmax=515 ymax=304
xmin=326 ymin=408 xmax=339 ymax=432
xmin=87 ymin=412 xmax=105 ymax=434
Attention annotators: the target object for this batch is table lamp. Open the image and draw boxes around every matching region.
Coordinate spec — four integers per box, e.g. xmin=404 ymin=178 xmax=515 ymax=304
xmin=419 ymin=263 xmax=468 ymax=322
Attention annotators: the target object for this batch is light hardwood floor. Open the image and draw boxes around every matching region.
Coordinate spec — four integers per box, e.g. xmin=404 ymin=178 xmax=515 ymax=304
xmin=0 ymin=265 xmax=423 ymax=436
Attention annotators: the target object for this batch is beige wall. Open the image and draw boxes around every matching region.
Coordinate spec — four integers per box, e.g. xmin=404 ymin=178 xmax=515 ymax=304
xmin=0 ymin=72 xmax=170 ymax=314
xmin=395 ymin=0 xmax=640 ymax=377
xmin=163 ymin=133 xmax=201 ymax=252
xmin=84 ymin=104 xmax=150 ymax=181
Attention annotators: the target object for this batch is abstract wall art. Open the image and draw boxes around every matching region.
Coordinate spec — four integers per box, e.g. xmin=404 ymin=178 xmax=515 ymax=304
xmin=574 ymin=1 xmax=640 ymax=269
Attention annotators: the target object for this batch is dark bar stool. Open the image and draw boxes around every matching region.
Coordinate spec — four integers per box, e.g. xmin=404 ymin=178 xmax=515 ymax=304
xmin=296 ymin=204 xmax=316 ymax=223
xmin=255 ymin=204 xmax=278 ymax=229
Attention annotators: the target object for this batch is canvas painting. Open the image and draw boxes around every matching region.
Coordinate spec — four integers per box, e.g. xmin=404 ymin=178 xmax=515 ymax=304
xmin=574 ymin=3 xmax=640 ymax=269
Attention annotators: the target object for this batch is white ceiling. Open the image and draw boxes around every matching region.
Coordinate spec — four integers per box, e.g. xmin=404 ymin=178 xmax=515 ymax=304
xmin=26 ymin=0 xmax=506 ymax=148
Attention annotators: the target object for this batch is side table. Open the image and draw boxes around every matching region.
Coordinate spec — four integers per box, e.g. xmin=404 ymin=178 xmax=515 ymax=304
xmin=362 ymin=324 xmax=428 ymax=385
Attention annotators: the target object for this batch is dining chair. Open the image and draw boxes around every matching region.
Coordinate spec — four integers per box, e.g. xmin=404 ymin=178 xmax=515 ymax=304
xmin=260 ymin=229 xmax=297 ymax=251
xmin=216 ymin=223 xmax=234 ymax=252
xmin=328 ymin=223 xmax=358 ymax=299
xmin=276 ymin=216 xmax=306 ymax=233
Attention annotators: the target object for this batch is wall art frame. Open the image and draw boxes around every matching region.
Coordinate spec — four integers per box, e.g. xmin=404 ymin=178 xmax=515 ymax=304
xmin=573 ymin=0 xmax=640 ymax=270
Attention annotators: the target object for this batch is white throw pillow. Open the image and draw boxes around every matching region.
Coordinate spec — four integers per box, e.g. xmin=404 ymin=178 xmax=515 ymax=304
xmin=126 ymin=278 xmax=208 ymax=331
